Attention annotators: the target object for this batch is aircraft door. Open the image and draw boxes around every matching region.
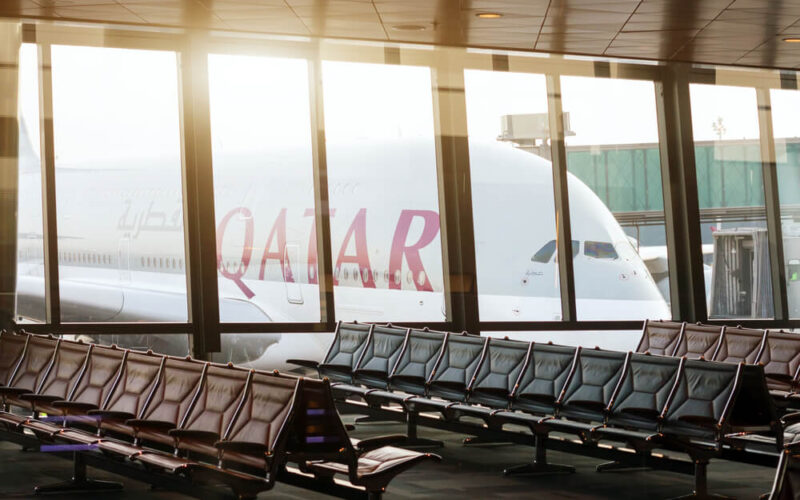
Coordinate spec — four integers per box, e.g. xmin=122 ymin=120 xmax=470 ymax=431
xmin=284 ymin=243 xmax=303 ymax=304
xmin=118 ymin=237 xmax=131 ymax=282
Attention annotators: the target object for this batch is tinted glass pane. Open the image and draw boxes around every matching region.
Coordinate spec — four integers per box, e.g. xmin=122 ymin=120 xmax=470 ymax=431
xmin=690 ymin=83 xmax=772 ymax=319
xmin=209 ymin=54 xmax=319 ymax=322
xmin=562 ymin=76 xmax=670 ymax=321
xmin=16 ymin=43 xmax=45 ymax=322
xmin=464 ymin=70 xmax=561 ymax=321
xmin=322 ymin=61 xmax=444 ymax=322
xmin=771 ymin=88 xmax=800 ymax=318
xmin=52 ymin=45 xmax=187 ymax=322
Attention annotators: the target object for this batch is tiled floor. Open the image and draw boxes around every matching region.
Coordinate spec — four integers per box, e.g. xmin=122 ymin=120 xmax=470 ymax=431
xmin=0 ymin=418 xmax=776 ymax=499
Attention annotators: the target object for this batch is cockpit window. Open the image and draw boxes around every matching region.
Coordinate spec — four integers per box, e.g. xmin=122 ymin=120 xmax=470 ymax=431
xmin=532 ymin=240 xmax=580 ymax=263
xmin=585 ymin=241 xmax=618 ymax=259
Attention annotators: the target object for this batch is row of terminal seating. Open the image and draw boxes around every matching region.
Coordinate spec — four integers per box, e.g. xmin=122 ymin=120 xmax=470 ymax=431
xmin=636 ymin=320 xmax=800 ymax=403
xmin=0 ymin=329 xmax=438 ymax=499
xmin=290 ymin=321 xmax=793 ymax=499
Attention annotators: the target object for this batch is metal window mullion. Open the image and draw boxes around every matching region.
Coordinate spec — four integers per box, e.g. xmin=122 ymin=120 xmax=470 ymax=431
xmin=178 ymin=36 xmax=220 ymax=357
xmin=307 ymin=53 xmax=336 ymax=328
xmin=430 ymin=52 xmax=479 ymax=334
xmin=756 ymin=88 xmax=788 ymax=321
xmin=38 ymin=43 xmax=60 ymax=325
xmin=546 ymin=74 xmax=576 ymax=323
xmin=654 ymin=64 xmax=706 ymax=322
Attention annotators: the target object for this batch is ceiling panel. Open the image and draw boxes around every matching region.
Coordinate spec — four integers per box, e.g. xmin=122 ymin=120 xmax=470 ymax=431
xmin=4 ymin=0 xmax=800 ymax=70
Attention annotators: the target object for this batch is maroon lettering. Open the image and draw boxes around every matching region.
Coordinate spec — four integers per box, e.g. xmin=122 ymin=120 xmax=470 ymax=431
xmin=258 ymin=208 xmax=294 ymax=283
xmin=389 ymin=210 xmax=439 ymax=291
xmin=216 ymin=207 xmax=255 ymax=299
xmin=334 ymin=208 xmax=375 ymax=288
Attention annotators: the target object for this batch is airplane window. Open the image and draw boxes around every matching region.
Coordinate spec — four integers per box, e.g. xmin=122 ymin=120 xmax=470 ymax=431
xmin=584 ymin=241 xmax=618 ymax=260
xmin=394 ymin=270 xmax=401 ymax=285
xmin=417 ymin=271 xmax=426 ymax=287
xmin=406 ymin=270 xmax=413 ymax=284
xmin=343 ymin=268 xmax=349 ymax=281
xmin=532 ymin=240 xmax=556 ymax=263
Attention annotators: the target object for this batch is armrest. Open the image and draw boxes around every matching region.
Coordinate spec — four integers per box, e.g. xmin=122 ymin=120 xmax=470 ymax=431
xmin=677 ymin=415 xmax=718 ymax=428
xmin=125 ymin=419 xmax=176 ymax=431
xmin=87 ymin=410 xmax=136 ymax=421
xmin=19 ymin=394 xmax=62 ymax=404
xmin=52 ymin=401 xmax=99 ymax=413
xmin=353 ymin=434 xmax=408 ymax=453
xmin=286 ymin=359 xmax=319 ymax=370
xmin=0 ymin=387 xmax=33 ymax=397
xmin=568 ymin=400 xmax=607 ymax=412
xmin=619 ymin=407 xmax=661 ymax=420
xmin=782 ymin=412 xmax=800 ymax=426
xmin=215 ymin=441 xmax=270 ymax=455
xmin=168 ymin=429 xmax=220 ymax=442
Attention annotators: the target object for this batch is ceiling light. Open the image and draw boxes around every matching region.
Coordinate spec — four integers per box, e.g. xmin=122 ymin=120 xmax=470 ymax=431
xmin=391 ymin=24 xmax=427 ymax=32
xmin=783 ymin=37 xmax=800 ymax=43
xmin=476 ymin=12 xmax=503 ymax=19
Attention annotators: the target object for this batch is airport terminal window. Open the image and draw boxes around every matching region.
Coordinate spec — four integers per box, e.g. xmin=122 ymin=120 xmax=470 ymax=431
xmin=561 ymin=76 xmax=671 ymax=321
xmin=690 ymin=83 xmax=772 ymax=319
xmin=51 ymin=45 xmax=188 ymax=322
xmin=464 ymin=70 xmax=561 ymax=322
xmin=770 ymin=88 xmax=800 ymax=319
xmin=209 ymin=54 xmax=319 ymax=323
xmin=322 ymin=61 xmax=445 ymax=322
xmin=15 ymin=43 xmax=46 ymax=322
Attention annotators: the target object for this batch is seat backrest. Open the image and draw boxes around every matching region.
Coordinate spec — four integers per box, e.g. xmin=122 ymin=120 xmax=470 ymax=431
xmin=103 ymin=350 xmax=164 ymax=418
xmin=635 ymin=320 xmax=683 ymax=356
xmin=178 ymin=364 xmax=251 ymax=438
xmin=0 ymin=332 xmax=28 ymax=386
xmin=760 ymin=331 xmax=800 ymax=391
xmin=68 ymin=345 xmax=126 ymax=408
xmin=139 ymin=357 xmax=206 ymax=426
xmin=319 ymin=322 xmax=372 ymax=383
xmin=35 ymin=340 xmax=91 ymax=401
xmin=468 ymin=338 xmax=531 ymax=409
xmin=673 ymin=323 xmax=723 ymax=359
xmin=223 ymin=371 xmax=298 ymax=457
xmin=513 ymin=343 xmax=578 ymax=415
xmin=389 ymin=329 xmax=446 ymax=395
xmin=712 ymin=327 xmax=766 ymax=365
xmin=607 ymin=354 xmax=682 ymax=430
xmin=558 ymin=349 xmax=627 ymax=422
xmin=285 ymin=377 xmax=353 ymax=462
xmin=661 ymin=359 xmax=739 ymax=439
xmin=427 ymin=333 xmax=488 ymax=401
xmin=6 ymin=335 xmax=58 ymax=394
xmin=352 ymin=325 xmax=408 ymax=389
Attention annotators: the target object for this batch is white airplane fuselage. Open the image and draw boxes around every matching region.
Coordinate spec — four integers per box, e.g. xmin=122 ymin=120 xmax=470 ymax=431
xmin=16 ymin=139 xmax=669 ymax=369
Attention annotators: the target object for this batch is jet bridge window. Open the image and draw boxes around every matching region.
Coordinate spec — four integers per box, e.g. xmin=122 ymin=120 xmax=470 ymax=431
xmin=584 ymin=241 xmax=618 ymax=260
xmin=531 ymin=239 xmax=580 ymax=263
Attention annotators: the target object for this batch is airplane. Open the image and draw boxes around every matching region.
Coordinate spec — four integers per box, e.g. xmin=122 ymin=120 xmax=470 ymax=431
xmin=14 ymin=121 xmax=671 ymax=371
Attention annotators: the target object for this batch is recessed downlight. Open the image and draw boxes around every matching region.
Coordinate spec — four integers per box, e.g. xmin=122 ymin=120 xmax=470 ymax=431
xmin=783 ymin=37 xmax=800 ymax=43
xmin=391 ymin=24 xmax=428 ymax=32
xmin=476 ymin=12 xmax=503 ymax=19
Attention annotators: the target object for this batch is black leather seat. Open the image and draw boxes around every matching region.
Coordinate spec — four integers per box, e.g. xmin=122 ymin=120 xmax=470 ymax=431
xmin=759 ymin=331 xmax=800 ymax=399
xmin=712 ymin=326 xmax=767 ymax=365
xmin=0 ymin=331 xmax=28 ymax=387
xmin=673 ymin=323 xmax=724 ymax=360
xmin=404 ymin=333 xmax=488 ymax=416
xmin=546 ymin=349 xmax=627 ymax=436
xmin=0 ymin=334 xmax=59 ymax=427
xmin=635 ymin=320 xmax=684 ymax=356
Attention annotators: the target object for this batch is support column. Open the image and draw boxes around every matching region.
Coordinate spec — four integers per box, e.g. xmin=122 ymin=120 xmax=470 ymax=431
xmin=179 ymin=34 xmax=220 ymax=358
xmin=757 ymin=88 xmax=788 ymax=321
xmin=430 ymin=50 xmax=479 ymax=334
xmin=655 ymin=64 xmax=707 ymax=322
xmin=0 ymin=22 xmax=21 ymax=328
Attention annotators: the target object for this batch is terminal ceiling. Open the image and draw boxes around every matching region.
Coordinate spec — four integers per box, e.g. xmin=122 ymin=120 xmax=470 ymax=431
xmin=1 ymin=0 xmax=800 ymax=70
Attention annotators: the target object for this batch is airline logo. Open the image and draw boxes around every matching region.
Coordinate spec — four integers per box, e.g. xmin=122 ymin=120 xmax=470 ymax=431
xmin=216 ymin=207 xmax=440 ymax=298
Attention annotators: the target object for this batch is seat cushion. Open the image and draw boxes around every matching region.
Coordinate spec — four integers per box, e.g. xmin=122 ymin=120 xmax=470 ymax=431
xmin=308 ymin=446 xmax=431 ymax=481
xmin=0 ymin=411 xmax=28 ymax=428
xmin=98 ymin=440 xmax=144 ymax=458
xmin=136 ymin=452 xmax=193 ymax=472
xmin=56 ymin=429 xmax=102 ymax=445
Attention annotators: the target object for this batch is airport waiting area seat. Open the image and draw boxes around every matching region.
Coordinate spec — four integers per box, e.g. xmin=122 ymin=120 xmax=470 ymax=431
xmin=290 ymin=320 xmax=794 ymax=499
xmin=0 ymin=330 xmax=439 ymax=500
